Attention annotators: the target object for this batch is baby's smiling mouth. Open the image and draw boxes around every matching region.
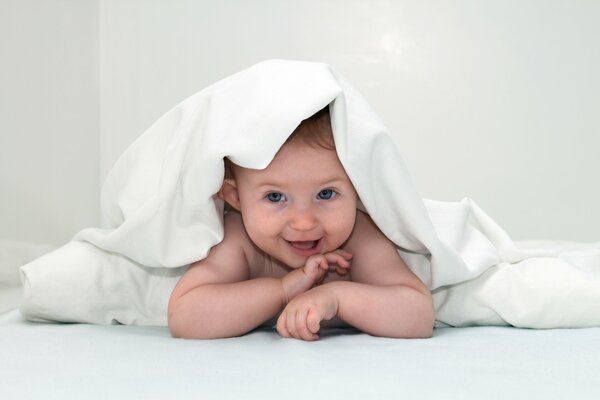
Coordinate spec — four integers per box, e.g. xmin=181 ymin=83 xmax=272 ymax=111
xmin=284 ymin=238 xmax=323 ymax=256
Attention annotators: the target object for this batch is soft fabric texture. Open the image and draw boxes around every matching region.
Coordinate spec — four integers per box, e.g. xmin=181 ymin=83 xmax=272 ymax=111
xmin=19 ymin=59 xmax=600 ymax=327
xmin=0 ymin=239 xmax=54 ymax=315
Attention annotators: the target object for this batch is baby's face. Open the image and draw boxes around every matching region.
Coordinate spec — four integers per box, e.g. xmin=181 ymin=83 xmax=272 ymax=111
xmin=232 ymin=142 xmax=358 ymax=269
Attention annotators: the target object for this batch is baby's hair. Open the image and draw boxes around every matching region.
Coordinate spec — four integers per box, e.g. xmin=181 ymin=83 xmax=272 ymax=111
xmin=223 ymin=105 xmax=334 ymax=179
xmin=284 ymin=105 xmax=335 ymax=151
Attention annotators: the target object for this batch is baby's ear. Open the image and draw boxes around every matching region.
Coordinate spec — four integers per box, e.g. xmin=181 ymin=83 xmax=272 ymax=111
xmin=218 ymin=179 xmax=241 ymax=211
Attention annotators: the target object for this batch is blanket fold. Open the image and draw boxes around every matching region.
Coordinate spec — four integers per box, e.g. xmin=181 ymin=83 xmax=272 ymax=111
xmin=20 ymin=59 xmax=600 ymax=328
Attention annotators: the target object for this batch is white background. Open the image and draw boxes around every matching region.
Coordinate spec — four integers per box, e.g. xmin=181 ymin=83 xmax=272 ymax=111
xmin=1 ymin=0 xmax=599 ymax=246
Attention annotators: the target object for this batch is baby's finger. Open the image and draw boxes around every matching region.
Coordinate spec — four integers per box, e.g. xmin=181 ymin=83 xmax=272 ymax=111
xmin=295 ymin=307 xmax=318 ymax=341
xmin=319 ymin=256 xmax=330 ymax=271
xmin=323 ymin=252 xmax=349 ymax=267
xmin=335 ymin=265 xmax=349 ymax=275
xmin=307 ymin=308 xmax=321 ymax=338
xmin=305 ymin=255 xmax=323 ymax=272
xmin=324 ymin=252 xmax=351 ymax=270
xmin=305 ymin=255 xmax=329 ymax=275
xmin=286 ymin=309 xmax=300 ymax=339
xmin=333 ymin=249 xmax=353 ymax=260
xmin=303 ymin=256 xmax=328 ymax=285
xmin=276 ymin=312 xmax=291 ymax=338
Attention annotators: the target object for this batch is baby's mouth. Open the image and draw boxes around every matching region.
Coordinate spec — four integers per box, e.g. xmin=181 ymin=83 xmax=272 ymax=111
xmin=285 ymin=238 xmax=323 ymax=256
xmin=288 ymin=240 xmax=319 ymax=250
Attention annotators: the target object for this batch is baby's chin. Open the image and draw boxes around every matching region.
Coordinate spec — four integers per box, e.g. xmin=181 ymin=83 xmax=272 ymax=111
xmin=257 ymin=246 xmax=308 ymax=270
xmin=280 ymin=255 xmax=310 ymax=270
xmin=278 ymin=253 xmax=321 ymax=270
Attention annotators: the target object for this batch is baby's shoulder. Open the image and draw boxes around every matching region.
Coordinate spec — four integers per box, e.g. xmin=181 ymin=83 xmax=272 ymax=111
xmin=343 ymin=210 xmax=419 ymax=286
xmin=344 ymin=210 xmax=392 ymax=252
xmin=350 ymin=209 xmax=385 ymax=238
xmin=222 ymin=211 xmax=265 ymax=271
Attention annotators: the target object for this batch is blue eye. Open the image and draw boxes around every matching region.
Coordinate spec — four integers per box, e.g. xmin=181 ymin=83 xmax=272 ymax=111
xmin=317 ymin=189 xmax=336 ymax=200
xmin=266 ymin=192 xmax=286 ymax=203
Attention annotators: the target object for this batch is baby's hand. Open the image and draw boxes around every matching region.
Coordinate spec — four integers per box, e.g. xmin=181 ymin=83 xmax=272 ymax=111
xmin=277 ymin=285 xmax=339 ymax=341
xmin=281 ymin=250 xmax=352 ymax=304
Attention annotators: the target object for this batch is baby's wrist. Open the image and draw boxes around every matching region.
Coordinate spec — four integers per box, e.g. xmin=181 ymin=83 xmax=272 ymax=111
xmin=280 ymin=269 xmax=315 ymax=305
xmin=313 ymin=282 xmax=341 ymax=312
xmin=280 ymin=273 xmax=300 ymax=305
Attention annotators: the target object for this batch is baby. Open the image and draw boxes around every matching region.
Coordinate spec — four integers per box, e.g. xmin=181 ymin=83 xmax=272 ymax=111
xmin=168 ymin=107 xmax=435 ymax=341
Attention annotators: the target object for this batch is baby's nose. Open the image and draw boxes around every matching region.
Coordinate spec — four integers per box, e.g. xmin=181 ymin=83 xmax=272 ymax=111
xmin=289 ymin=208 xmax=318 ymax=232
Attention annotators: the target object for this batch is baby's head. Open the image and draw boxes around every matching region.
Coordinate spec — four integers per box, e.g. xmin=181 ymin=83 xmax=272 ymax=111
xmin=219 ymin=107 xmax=358 ymax=268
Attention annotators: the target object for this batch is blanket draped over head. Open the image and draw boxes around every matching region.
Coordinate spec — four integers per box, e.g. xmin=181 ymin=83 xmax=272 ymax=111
xmin=20 ymin=60 xmax=600 ymax=328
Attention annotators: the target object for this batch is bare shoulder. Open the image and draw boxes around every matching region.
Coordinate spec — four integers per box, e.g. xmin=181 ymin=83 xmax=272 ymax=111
xmin=170 ymin=211 xmax=257 ymax=301
xmin=344 ymin=210 xmax=428 ymax=293
xmin=221 ymin=211 xmax=266 ymax=271
xmin=209 ymin=211 xmax=265 ymax=272
xmin=344 ymin=210 xmax=393 ymax=252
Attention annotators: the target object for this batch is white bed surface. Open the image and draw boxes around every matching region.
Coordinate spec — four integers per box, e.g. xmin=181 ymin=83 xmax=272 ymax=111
xmin=2 ymin=310 xmax=599 ymax=400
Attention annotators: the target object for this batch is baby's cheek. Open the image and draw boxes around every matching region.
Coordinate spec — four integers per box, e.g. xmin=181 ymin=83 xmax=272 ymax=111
xmin=331 ymin=212 xmax=356 ymax=248
xmin=244 ymin=215 xmax=280 ymax=248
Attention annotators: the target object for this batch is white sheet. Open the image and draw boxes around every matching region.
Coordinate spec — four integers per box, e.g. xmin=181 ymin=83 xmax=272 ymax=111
xmin=18 ymin=59 xmax=600 ymax=329
xmin=0 ymin=239 xmax=54 ymax=314
xmin=2 ymin=309 xmax=600 ymax=399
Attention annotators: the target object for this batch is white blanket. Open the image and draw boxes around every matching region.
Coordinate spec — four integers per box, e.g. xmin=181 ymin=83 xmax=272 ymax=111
xmin=19 ymin=59 xmax=600 ymax=328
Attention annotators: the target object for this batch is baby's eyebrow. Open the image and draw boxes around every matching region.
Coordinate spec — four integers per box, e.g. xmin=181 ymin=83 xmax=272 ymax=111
xmin=253 ymin=181 xmax=286 ymax=191
xmin=252 ymin=174 xmax=349 ymax=190
xmin=318 ymin=176 xmax=348 ymax=185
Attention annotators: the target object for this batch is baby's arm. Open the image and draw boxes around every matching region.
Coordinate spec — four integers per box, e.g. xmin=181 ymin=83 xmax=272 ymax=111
xmin=277 ymin=212 xmax=435 ymax=340
xmin=167 ymin=213 xmax=278 ymax=339
xmin=169 ymin=270 xmax=282 ymax=339
xmin=332 ymin=212 xmax=434 ymax=338
xmin=312 ymin=280 xmax=433 ymax=338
